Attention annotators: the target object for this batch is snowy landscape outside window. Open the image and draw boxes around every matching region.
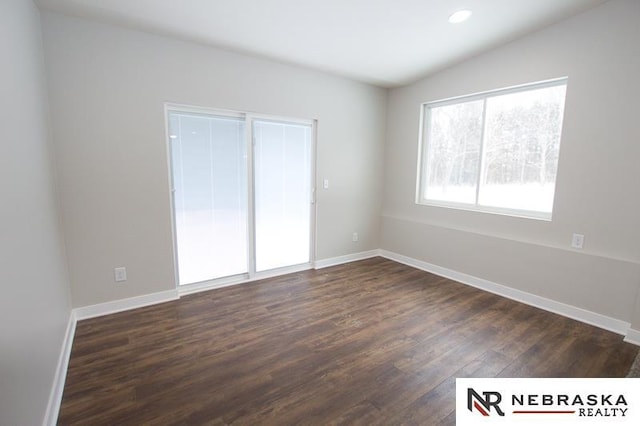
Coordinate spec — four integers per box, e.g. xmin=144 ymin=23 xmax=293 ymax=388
xmin=417 ymin=78 xmax=567 ymax=220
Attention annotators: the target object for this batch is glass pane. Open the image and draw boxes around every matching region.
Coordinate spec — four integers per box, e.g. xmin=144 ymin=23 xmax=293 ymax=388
xmin=479 ymin=84 xmax=566 ymax=213
xmin=254 ymin=121 xmax=312 ymax=272
xmin=169 ymin=112 xmax=247 ymax=284
xmin=424 ymin=100 xmax=483 ymax=204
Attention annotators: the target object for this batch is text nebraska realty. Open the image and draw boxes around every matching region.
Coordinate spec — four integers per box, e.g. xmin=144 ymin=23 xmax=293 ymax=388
xmin=470 ymin=388 xmax=629 ymax=417
xmin=511 ymin=394 xmax=628 ymax=417
xmin=512 ymin=393 xmax=628 ymax=417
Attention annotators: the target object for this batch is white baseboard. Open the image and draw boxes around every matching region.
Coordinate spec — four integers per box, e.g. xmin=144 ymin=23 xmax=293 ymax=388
xmin=314 ymin=249 xmax=380 ymax=269
xmin=624 ymin=328 xmax=640 ymax=346
xmin=74 ymin=249 xmax=380 ymax=318
xmin=43 ymin=310 xmax=77 ymax=426
xmin=379 ymin=249 xmax=632 ymax=336
xmin=73 ymin=289 xmax=179 ymax=320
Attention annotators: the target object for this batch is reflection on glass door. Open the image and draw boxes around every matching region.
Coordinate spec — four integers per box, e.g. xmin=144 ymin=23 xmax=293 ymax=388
xmin=253 ymin=120 xmax=312 ymax=272
xmin=168 ymin=112 xmax=247 ymax=285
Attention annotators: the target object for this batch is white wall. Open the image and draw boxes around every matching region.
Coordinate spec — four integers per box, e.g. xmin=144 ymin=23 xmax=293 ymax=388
xmin=0 ymin=1 xmax=72 ymax=425
xmin=41 ymin=12 xmax=387 ymax=308
xmin=382 ymin=0 xmax=640 ymax=324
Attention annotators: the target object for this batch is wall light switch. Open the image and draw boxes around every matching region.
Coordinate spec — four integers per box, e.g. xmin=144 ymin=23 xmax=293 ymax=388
xmin=114 ymin=267 xmax=127 ymax=282
xmin=571 ymin=233 xmax=584 ymax=249
xmin=323 ymin=179 xmax=329 ymax=189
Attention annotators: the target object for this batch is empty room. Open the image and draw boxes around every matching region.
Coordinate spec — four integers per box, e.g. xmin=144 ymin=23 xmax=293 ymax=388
xmin=2 ymin=0 xmax=640 ymax=424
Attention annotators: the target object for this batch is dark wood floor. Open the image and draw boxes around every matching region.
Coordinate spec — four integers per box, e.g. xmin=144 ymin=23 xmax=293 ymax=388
xmin=58 ymin=257 xmax=638 ymax=425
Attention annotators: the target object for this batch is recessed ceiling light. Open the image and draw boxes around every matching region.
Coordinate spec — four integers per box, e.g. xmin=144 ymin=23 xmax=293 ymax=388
xmin=449 ymin=9 xmax=472 ymax=24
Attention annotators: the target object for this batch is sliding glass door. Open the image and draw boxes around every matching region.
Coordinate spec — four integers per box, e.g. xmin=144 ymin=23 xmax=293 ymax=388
xmin=254 ymin=120 xmax=312 ymax=272
xmin=167 ymin=107 xmax=314 ymax=286
xmin=168 ymin=112 xmax=248 ymax=285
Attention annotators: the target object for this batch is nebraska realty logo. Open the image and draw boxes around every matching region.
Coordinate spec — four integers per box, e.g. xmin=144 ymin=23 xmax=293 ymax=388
xmin=456 ymin=378 xmax=640 ymax=425
xmin=468 ymin=388 xmax=505 ymax=416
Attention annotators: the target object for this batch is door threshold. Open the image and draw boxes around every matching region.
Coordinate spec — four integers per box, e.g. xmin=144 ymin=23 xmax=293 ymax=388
xmin=177 ymin=263 xmax=313 ymax=296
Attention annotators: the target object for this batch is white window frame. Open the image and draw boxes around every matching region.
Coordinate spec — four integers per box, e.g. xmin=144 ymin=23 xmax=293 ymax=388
xmin=415 ymin=77 xmax=568 ymax=221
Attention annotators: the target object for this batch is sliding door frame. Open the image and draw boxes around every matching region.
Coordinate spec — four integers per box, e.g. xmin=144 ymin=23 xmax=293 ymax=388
xmin=164 ymin=103 xmax=317 ymax=295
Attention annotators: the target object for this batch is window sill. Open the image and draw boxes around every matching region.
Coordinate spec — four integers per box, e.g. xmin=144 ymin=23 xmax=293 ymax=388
xmin=416 ymin=199 xmax=552 ymax=221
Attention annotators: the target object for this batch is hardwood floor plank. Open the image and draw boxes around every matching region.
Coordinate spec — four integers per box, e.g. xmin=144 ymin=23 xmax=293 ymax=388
xmin=58 ymin=257 xmax=638 ymax=425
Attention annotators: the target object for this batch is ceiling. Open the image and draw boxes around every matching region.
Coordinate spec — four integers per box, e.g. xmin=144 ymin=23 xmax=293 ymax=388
xmin=36 ymin=0 xmax=608 ymax=88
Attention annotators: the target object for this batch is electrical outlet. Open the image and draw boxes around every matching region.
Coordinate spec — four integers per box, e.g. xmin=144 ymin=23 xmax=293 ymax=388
xmin=571 ymin=233 xmax=584 ymax=249
xmin=114 ymin=267 xmax=127 ymax=282
xmin=352 ymin=232 xmax=359 ymax=242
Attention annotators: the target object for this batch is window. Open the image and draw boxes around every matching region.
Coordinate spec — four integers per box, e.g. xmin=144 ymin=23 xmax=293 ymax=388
xmin=417 ymin=78 xmax=567 ymax=220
